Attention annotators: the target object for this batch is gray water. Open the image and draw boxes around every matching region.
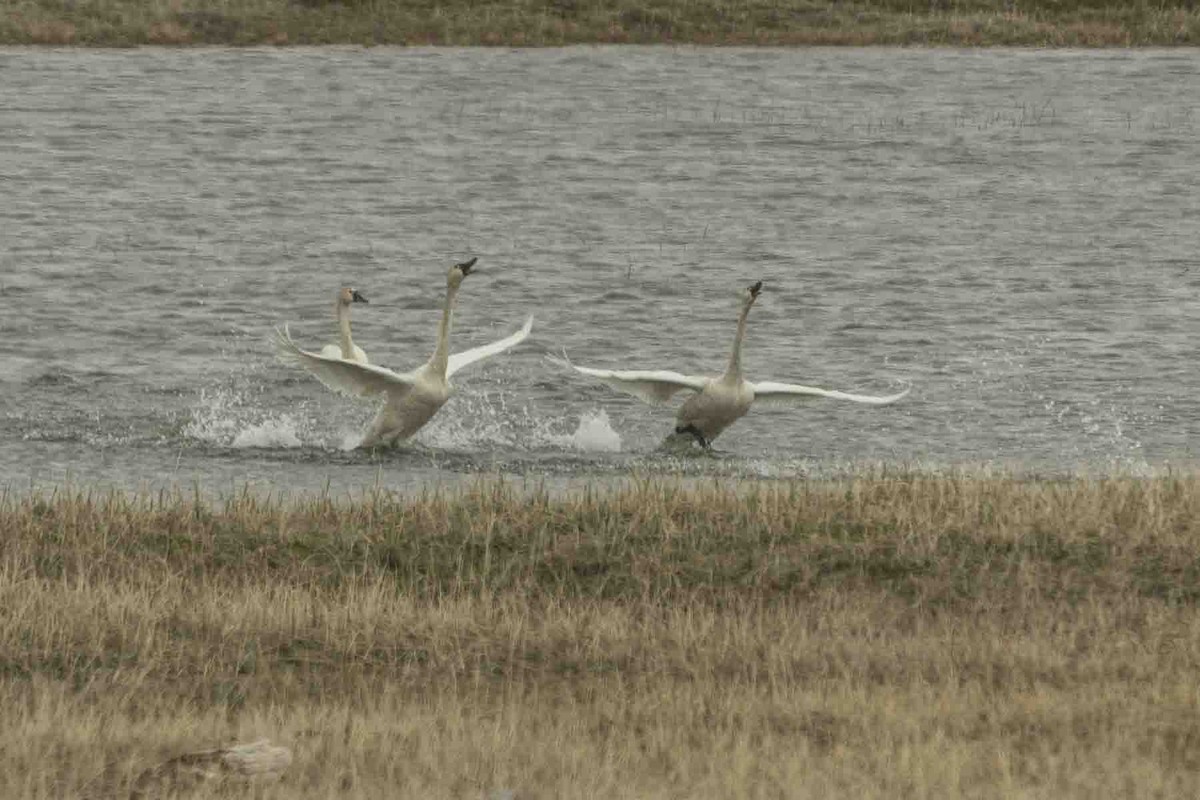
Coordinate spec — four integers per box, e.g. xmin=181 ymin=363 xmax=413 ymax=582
xmin=2 ymin=47 xmax=1198 ymax=494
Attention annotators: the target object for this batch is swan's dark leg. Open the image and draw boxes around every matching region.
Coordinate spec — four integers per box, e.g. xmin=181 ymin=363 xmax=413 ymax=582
xmin=675 ymin=424 xmax=709 ymax=449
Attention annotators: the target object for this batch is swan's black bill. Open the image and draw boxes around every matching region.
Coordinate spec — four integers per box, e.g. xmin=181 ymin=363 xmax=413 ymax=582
xmin=351 ymin=290 xmax=368 ymax=304
xmin=749 ymin=281 xmax=763 ymax=298
xmin=457 ymin=257 xmax=478 ymax=276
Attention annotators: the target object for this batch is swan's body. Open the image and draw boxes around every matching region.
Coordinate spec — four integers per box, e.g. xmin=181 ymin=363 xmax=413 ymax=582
xmin=553 ymin=281 xmax=909 ymax=447
xmin=275 ymin=258 xmax=534 ymax=448
xmin=318 ymin=287 xmax=370 ymax=364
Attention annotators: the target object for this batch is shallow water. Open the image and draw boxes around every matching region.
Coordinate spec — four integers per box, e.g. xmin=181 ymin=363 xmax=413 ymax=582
xmin=1 ymin=47 xmax=1198 ymax=493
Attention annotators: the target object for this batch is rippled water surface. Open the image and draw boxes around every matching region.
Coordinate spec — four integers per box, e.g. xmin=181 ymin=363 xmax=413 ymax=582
xmin=2 ymin=47 xmax=1198 ymax=492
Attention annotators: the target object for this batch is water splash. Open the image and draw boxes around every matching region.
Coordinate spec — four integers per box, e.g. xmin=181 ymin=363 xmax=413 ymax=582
xmin=230 ymin=418 xmax=304 ymax=449
xmin=1040 ymin=394 xmax=1158 ymax=476
xmin=184 ymin=387 xmax=316 ymax=449
xmin=544 ymin=409 xmax=622 ymax=453
xmin=181 ymin=380 xmax=626 ymax=456
xmin=415 ymin=391 xmax=622 ymax=454
xmin=413 ymin=390 xmax=532 ymax=451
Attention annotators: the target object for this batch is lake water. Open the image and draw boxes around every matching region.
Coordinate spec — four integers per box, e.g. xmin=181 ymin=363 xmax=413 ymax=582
xmin=1 ymin=47 xmax=1197 ymax=494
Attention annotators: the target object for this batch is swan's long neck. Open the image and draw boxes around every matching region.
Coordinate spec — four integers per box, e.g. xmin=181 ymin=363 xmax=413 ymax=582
xmin=429 ymin=282 xmax=459 ymax=376
xmin=336 ymin=301 xmax=355 ymax=360
xmin=722 ymin=302 xmax=753 ymax=383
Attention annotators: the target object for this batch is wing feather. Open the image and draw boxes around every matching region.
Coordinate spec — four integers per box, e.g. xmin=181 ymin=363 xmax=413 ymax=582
xmin=750 ymin=380 xmax=911 ymax=406
xmin=446 ymin=315 xmax=534 ymax=377
xmin=274 ymin=325 xmax=414 ymax=398
xmin=548 ymin=355 xmax=707 ymax=405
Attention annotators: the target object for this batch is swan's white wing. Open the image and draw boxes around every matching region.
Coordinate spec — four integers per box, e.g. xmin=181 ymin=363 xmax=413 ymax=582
xmin=446 ymin=315 xmax=534 ymax=378
xmin=275 ymin=326 xmax=413 ymax=398
xmin=548 ymin=355 xmax=706 ymax=405
xmin=750 ymin=380 xmax=911 ymax=406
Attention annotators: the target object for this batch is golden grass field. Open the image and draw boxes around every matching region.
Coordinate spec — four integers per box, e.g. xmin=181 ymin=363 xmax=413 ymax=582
xmin=3 ymin=0 xmax=1200 ymax=46
xmin=3 ymin=474 xmax=1200 ymax=797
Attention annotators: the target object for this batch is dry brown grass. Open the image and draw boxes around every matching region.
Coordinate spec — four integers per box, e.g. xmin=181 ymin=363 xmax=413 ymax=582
xmin=3 ymin=0 xmax=1200 ymax=45
xmin=3 ymin=475 xmax=1200 ymax=798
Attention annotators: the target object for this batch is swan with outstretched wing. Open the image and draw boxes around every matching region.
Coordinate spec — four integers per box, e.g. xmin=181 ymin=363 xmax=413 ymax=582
xmin=276 ymin=258 xmax=534 ymax=448
xmin=550 ymin=281 xmax=909 ymax=448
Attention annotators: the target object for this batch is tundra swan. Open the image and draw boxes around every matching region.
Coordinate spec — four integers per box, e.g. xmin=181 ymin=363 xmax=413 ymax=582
xmin=318 ymin=287 xmax=370 ymax=363
xmin=551 ymin=281 xmax=909 ymax=448
xmin=275 ymin=258 xmax=535 ymax=448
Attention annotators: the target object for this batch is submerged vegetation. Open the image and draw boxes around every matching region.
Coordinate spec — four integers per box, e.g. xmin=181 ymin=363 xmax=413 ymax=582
xmin=3 ymin=0 xmax=1200 ymax=46
xmin=3 ymin=475 xmax=1200 ymax=797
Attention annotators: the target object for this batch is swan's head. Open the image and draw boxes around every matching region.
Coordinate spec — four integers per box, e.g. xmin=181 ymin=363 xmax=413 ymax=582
xmin=741 ymin=280 xmax=763 ymax=307
xmin=338 ymin=287 xmax=368 ymax=305
xmin=448 ymin=257 xmax=477 ymax=289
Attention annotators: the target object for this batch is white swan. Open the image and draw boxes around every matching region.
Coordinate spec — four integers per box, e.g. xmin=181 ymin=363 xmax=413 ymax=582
xmin=275 ymin=258 xmax=535 ymax=448
xmin=319 ymin=287 xmax=370 ymax=364
xmin=551 ymin=281 xmax=910 ymax=448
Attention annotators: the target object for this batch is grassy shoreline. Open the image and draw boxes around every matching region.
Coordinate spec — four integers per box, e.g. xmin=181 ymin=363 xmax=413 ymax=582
xmin=4 ymin=0 xmax=1200 ymax=46
xmin=4 ymin=476 xmax=1200 ymax=797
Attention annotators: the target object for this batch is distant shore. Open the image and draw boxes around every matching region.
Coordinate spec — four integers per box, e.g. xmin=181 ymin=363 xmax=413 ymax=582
xmin=3 ymin=0 xmax=1199 ymax=46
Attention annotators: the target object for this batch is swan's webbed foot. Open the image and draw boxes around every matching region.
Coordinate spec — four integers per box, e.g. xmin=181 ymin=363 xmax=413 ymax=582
xmin=674 ymin=424 xmax=710 ymax=449
xmin=659 ymin=426 xmax=720 ymax=457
